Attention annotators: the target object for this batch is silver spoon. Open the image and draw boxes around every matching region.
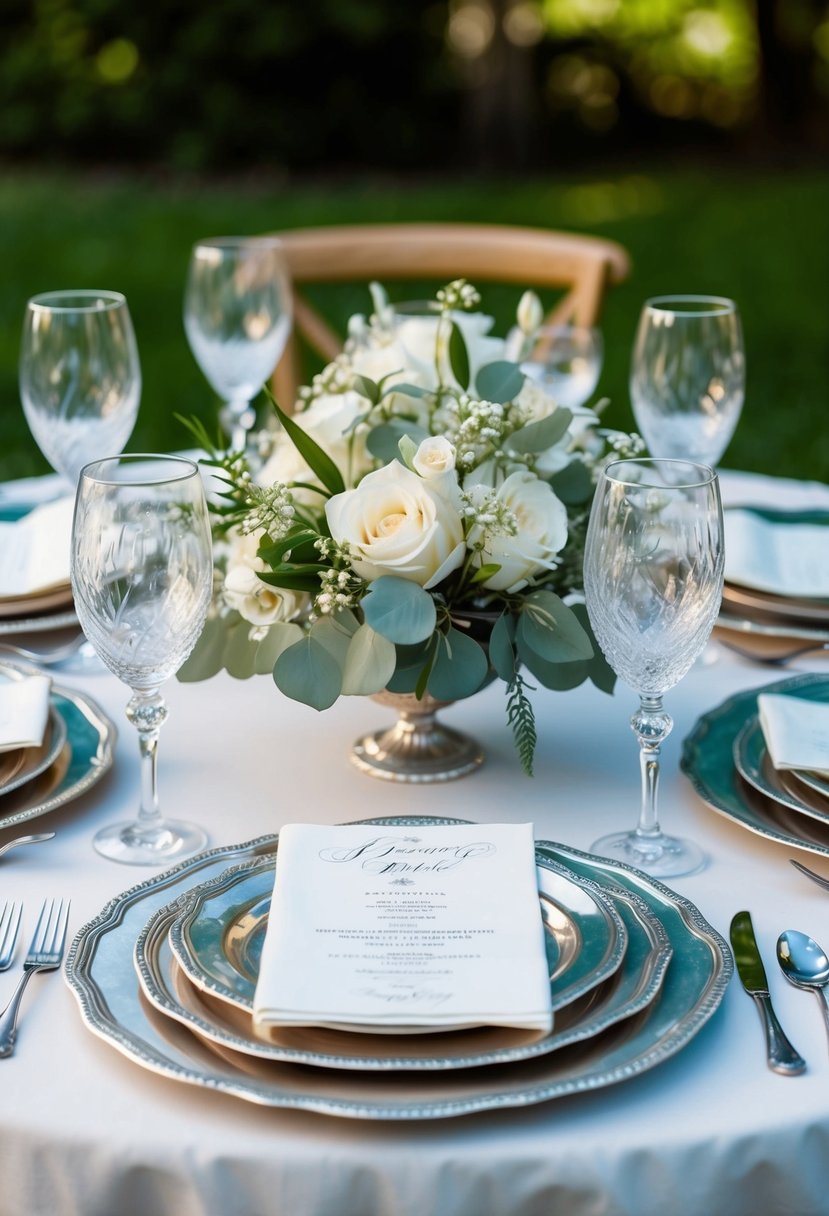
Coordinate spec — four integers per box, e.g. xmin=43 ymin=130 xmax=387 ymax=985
xmin=777 ymin=929 xmax=829 ymax=1046
xmin=0 ymin=831 xmax=56 ymax=861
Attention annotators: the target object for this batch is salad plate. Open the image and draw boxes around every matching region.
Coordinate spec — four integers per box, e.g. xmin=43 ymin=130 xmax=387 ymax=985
xmin=0 ymin=706 xmax=67 ymax=797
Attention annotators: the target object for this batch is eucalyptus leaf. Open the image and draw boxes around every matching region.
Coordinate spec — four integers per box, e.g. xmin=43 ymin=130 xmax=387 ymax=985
xmin=475 ymin=360 xmax=525 ymax=404
xmin=448 ymin=320 xmax=470 ymax=390
xmin=427 ymin=628 xmax=489 ymax=701
xmin=570 ymin=602 xmax=617 ymax=694
xmin=366 ymin=420 xmax=429 ymax=466
xmin=398 ymin=433 xmax=419 ymax=470
xmin=488 ymin=612 xmax=517 ymax=682
xmin=549 ymin=459 xmax=594 ymax=505
xmin=516 ymin=643 xmax=590 ymax=691
xmin=341 ymin=625 xmax=397 ymax=695
xmin=351 ymin=374 xmax=380 ymax=405
xmin=274 ymin=636 xmax=343 ymax=710
xmin=177 ymin=616 xmax=232 ymax=682
xmin=254 ymin=622 xmax=304 ymax=675
xmin=272 ymin=400 xmax=345 ymax=496
xmin=506 ymin=408 xmax=573 ymax=455
xmin=363 ymin=576 xmax=437 ymax=644
xmin=471 ymin=562 xmax=501 ymax=585
xmin=223 ymin=619 xmax=263 ymax=679
xmin=308 ymin=614 xmax=353 ymax=670
xmin=518 ymin=590 xmax=594 ymax=663
xmin=381 ymin=381 xmax=430 ymax=400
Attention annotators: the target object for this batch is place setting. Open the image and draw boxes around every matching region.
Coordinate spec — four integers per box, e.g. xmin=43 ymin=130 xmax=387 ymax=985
xmin=64 ymin=815 xmax=731 ymax=1120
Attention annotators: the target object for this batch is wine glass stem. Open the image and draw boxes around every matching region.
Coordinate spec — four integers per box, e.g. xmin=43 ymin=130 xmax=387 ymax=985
xmin=220 ymin=399 xmax=256 ymax=453
xmin=631 ymin=695 xmax=673 ymax=841
xmin=126 ymin=689 xmax=168 ymax=830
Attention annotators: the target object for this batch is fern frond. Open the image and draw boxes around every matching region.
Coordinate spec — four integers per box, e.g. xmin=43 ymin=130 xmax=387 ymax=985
xmin=506 ymin=672 xmax=537 ymax=777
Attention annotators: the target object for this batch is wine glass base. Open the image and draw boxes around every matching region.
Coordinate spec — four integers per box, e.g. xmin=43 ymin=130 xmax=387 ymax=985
xmin=589 ymin=829 xmax=707 ymax=879
xmin=93 ymin=818 xmax=208 ymax=866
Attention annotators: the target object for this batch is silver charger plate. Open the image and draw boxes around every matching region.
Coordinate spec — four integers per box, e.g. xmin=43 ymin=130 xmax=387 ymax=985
xmin=733 ymin=717 xmax=829 ymax=826
xmin=0 ymin=608 xmax=79 ymax=636
xmin=681 ymin=673 xmax=829 ymax=859
xmin=65 ymin=818 xmax=729 ymax=1120
xmin=0 ymin=706 xmax=67 ymax=797
xmin=131 ymin=854 xmax=652 ymax=1071
xmin=0 ymin=661 xmax=116 ymax=831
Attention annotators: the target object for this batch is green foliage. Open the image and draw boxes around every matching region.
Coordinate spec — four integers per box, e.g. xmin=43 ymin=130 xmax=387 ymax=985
xmin=506 ymin=672 xmax=538 ymax=778
xmin=506 ymin=409 xmax=574 ymax=455
xmin=475 ymin=360 xmax=525 ymax=404
xmin=362 ymin=576 xmax=437 ymax=644
xmin=426 ymin=628 xmax=489 ymax=701
xmin=366 ymin=420 xmax=429 ymax=465
xmin=270 ymin=399 xmax=345 ymax=496
xmin=448 ymin=320 xmax=470 ymax=389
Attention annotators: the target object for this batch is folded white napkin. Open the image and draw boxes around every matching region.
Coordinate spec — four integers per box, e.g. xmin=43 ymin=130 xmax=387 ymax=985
xmin=757 ymin=693 xmax=829 ymax=777
xmin=0 ymin=675 xmax=52 ymax=753
xmin=253 ymin=822 xmax=553 ymax=1034
xmin=0 ymin=496 xmax=74 ymax=598
xmin=725 ymin=509 xmax=829 ymax=598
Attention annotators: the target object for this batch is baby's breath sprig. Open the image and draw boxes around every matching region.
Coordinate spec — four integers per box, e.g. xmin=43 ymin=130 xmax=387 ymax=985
xmin=601 ymin=430 xmax=648 ymax=460
xmin=297 ymin=353 xmax=354 ymax=405
xmin=460 ymin=487 xmax=519 ymax=544
xmin=436 ymin=279 xmax=481 ymax=312
xmin=314 ymin=566 xmax=364 ymax=616
xmin=240 ymin=483 xmax=296 ymax=541
xmin=443 ymin=395 xmax=511 ymax=470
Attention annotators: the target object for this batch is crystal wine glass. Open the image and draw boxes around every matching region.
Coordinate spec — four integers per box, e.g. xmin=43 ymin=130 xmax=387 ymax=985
xmin=20 ymin=290 xmax=141 ymax=489
xmin=71 ymin=455 xmax=213 ymax=865
xmin=630 ymin=296 xmax=744 ymax=466
xmin=184 ymin=236 xmax=292 ymax=452
xmin=583 ymin=457 xmax=724 ymax=877
xmin=520 ymin=325 xmax=603 ymax=410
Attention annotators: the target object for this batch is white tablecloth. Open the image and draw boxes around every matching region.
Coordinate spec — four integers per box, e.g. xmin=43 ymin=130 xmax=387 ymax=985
xmin=2 ymin=470 xmax=829 ymax=1216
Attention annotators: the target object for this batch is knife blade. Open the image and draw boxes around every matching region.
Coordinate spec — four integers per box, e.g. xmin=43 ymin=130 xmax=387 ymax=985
xmin=730 ymin=910 xmax=806 ymax=1075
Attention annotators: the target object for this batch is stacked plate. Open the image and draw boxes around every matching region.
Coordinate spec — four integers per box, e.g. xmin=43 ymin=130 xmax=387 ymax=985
xmin=682 ymin=673 xmax=829 ymax=860
xmin=717 ymin=507 xmax=829 ymax=658
xmin=65 ymin=817 xmax=731 ymax=1120
xmin=0 ymin=503 xmax=78 ymax=637
xmin=0 ymin=663 xmax=116 ymax=834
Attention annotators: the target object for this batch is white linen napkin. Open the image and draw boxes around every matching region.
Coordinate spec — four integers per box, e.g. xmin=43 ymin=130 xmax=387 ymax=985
xmin=757 ymin=693 xmax=829 ymax=777
xmin=253 ymin=822 xmax=553 ymax=1034
xmin=724 ymin=509 xmax=829 ymax=598
xmin=0 ymin=675 xmax=52 ymax=753
xmin=0 ymin=496 xmax=74 ymax=597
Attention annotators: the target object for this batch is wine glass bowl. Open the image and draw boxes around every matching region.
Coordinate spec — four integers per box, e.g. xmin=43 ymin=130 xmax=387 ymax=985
xmin=583 ymin=457 xmax=725 ymax=877
xmin=520 ymin=325 xmax=603 ymax=410
xmin=184 ymin=236 xmax=292 ymax=451
xmin=630 ymin=295 xmax=744 ymax=466
xmin=19 ymin=290 xmax=141 ymax=488
xmin=71 ymin=455 xmax=213 ymax=865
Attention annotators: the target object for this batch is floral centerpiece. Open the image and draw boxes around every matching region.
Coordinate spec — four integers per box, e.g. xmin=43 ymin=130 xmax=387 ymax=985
xmin=180 ymin=281 xmax=644 ymax=775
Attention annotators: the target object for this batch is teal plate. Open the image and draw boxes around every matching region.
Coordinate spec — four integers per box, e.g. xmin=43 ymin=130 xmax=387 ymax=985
xmin=734 ymin=717 xmax=829 ymax=826
xmin=681 ymin=673 xmax=829 ymax=858
xmin=0 ymin=662 xmax=116 ymax=831
xmin=66 ymin=819 xmax=726 ymax=1119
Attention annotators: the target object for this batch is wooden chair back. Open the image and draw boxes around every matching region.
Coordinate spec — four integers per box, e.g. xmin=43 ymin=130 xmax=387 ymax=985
xmin=270 ymin=222 xmax=631 ymax=405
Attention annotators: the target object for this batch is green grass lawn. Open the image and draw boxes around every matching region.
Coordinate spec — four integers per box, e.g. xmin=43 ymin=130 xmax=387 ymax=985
xmin=1 ymin=165 xmax=827 ymax=484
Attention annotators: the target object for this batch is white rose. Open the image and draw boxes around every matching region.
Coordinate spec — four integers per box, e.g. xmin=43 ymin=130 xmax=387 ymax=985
xmin=413 ymin=436 xmax=456 ymax=478
xmin=394 ymin=311 xmax=503 ymax=391
xmin=258 ymin=391 xmax=372 ymax=497
xmin=325 ymin=461 xmax=466 ymax=589
xmin=223 ymin=531 xmax=305 ymax=628
xmin=470 ymin=471 xmax=568 ymax=592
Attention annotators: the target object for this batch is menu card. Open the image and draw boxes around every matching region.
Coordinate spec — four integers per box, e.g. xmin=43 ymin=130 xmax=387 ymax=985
xmin=253 ymin=822 xmax=553 ymax=1034
xmin=758 ymin=693 xmax=829 ymax=777
xmin=0 ymin=497 xmax=73 ymax=598
xmin=725 ymin=509 xmax=829 ymax=598
xmin=0 ymin=675 xmax=51 ymax=753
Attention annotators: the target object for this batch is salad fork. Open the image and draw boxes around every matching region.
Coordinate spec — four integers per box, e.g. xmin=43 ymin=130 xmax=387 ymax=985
xmin=0 ymin=902 xmax=22 ymax=971
xmin=0 ymin=898 xmax=69 ymax=1057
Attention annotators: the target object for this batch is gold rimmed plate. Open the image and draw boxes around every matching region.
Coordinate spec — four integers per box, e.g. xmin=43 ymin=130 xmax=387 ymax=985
xmin=733 ymin=718 xmax=829 ymax=826
xmin=0 ymin=707 xmax=68 ymax=797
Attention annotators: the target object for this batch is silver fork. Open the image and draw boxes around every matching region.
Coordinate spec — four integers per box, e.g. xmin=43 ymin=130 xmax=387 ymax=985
xmin=0 ymin=898 xmax=69 ymax=1058
xmin=0 ymin=902 xmax=22 ymax=971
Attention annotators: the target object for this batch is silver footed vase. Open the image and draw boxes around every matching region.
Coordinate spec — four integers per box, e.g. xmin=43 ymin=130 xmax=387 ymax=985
xmin=351 ymin=691 xmax=484 ymax=783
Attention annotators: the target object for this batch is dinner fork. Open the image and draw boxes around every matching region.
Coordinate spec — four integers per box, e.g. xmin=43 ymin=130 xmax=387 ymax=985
xmin=0 ymin=902 xmax=22 ymax=971
xmin=0 ymin=898 xmax=69 ymax=1058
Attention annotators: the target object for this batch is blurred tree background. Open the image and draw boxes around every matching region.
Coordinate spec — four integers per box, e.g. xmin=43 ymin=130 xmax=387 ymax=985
xmin=1 ymin=0 xmax=828 ymax=480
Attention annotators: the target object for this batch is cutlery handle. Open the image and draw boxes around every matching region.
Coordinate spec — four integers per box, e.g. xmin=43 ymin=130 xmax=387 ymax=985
xmin=816 ymin=989 xmax=829 ymax=1050
xmin=751 ymin=992 xmax=806 ymax=1075
xmin=0 ymin=968 xmax=35 ymax=1058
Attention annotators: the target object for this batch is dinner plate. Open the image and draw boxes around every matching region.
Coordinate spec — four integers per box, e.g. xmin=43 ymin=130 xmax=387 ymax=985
xmin=733 ymin=718 xmax=829 ymax=826
xmin=0 ymin=662 xmax=116 ymax=831
xmin=132 ymin=855 xmax=646 ymax=1071
xmin=65 ymin=819 xmax=729 ymax=1120
xmin=791 ymin=768 xmax=829 ymax=801
xmin=681 ymin=674 xmax=829 ymax=859
xmin=0 ymin=584 xmax=75 ymax=619
xmin=167 ymin=852 xmax=627 ymax=1021
xmin=0 ymin=607 xmax=79 ymax=637
xmin=0 ymin=707 xmax=67 ymax=797
xmin=721 ymin=583 xmax=829 ymax=626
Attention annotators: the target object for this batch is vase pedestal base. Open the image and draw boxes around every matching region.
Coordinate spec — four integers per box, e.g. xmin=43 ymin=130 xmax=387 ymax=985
xmin=351 ymin=692 xmax=484 ymax=783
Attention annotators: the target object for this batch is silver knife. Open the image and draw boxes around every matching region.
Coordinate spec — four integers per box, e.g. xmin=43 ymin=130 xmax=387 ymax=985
xmin=730 ymin=911 xmax=806 ymax=1075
